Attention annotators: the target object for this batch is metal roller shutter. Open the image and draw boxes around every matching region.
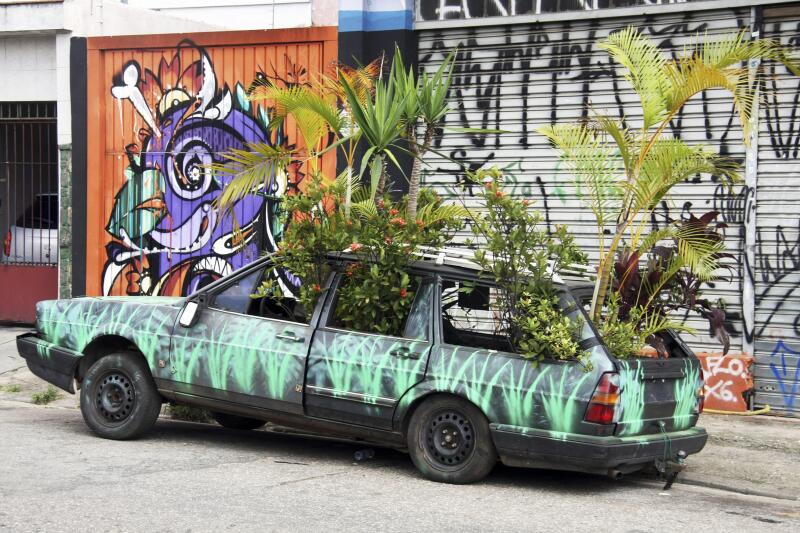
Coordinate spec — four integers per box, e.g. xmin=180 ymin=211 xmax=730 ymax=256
xmin=753 ymin=5 xmax=800 ymax=415
xmin=419 ymin=8 xmax=750 ymax=357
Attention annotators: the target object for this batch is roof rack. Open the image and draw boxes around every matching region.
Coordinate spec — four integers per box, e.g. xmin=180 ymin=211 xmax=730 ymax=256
xmin=414 ymin=246 xmax=597 ymax=283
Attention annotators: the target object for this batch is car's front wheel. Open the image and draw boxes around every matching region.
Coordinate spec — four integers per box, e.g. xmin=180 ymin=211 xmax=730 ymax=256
xmin=407 ymin=396 xmax=497 ymax=484
xmin=79 ymin=352 xmax=162 ymax=440
xmin=212 ymin=412 xmax=267 ymax=430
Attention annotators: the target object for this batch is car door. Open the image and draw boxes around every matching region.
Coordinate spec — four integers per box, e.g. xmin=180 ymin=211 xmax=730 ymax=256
xmin=304 ymin=276 xmax=435 ymax=429
xmin=169 ymin=263 xmax=312 ymax=415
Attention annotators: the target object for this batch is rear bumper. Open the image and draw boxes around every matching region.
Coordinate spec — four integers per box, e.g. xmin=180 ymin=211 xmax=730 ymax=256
xmin=16 ymin=332 xmax=81 ymax=394
xmin=491 ymin=423 xmax=708 ymax=475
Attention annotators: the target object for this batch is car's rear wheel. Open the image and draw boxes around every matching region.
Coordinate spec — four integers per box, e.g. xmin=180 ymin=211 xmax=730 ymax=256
xmin=407 ymin=396 xmax=497 ymax=484
xmin=79 ymin=352 xmax=162 ymax=440
xmin=212 ymin=412 xmax=267 ymax=430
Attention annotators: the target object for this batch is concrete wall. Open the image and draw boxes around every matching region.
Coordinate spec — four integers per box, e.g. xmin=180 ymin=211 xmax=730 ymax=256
xmin=0 ymin=36 xmax=57 ymax=101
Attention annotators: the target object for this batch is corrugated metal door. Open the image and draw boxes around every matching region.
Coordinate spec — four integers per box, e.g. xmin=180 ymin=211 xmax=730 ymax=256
xmin=85 ymin=29 xmax=337 ymax=297
xmin=753 ymin=6 xmax=800 ymax=415
xmin=418 ymin=8 xmax=750 ymax=357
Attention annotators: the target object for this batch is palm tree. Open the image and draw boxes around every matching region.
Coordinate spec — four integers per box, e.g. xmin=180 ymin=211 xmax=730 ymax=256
xmin=539 ymin=27 xmax=800 ymax=324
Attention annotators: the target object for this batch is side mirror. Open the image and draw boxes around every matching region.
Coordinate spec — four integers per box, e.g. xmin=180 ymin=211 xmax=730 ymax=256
xmin=179 ymin=301 xmax=200 ymax=328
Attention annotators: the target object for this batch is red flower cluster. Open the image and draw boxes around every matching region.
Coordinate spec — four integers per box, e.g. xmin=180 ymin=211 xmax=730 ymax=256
xmin=389 ymin=208 xmax=399 ymax=216
xmin=345 ymin=263 xmax=359 ymax=278
xmin=399 ymin=288 xmax=408 ymax=299
xmin=311 ymin=284 xmax=321 ymax=293
xmin=390 ymin=217 xmax=407 ymax=227
xmin=349 ymin=242 xmax=362 ymax=252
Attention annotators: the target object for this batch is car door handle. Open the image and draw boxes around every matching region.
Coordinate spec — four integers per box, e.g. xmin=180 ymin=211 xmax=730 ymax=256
xmin=276 ymin=332 xmax=304 ymax=343
xmin=390 ymin=348 xmax=420 ymax=359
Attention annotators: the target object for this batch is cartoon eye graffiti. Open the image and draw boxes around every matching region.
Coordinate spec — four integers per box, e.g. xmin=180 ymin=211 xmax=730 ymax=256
xmin=166 ymin=137 xmax=218 ymax=199
xmin=159 ymin=89 xmax=192 ymax=117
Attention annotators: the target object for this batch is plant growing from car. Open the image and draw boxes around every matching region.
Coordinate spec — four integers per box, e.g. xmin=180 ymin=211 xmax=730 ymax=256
xmin=538 ymin=27 xmax=800 ymax=357
xmin=467 ymin=168 xmax=588 ymax=365
xmin=252 ymin=172 xmax=465 ymax=336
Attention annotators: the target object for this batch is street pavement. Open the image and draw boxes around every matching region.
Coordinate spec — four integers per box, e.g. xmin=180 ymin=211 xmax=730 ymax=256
xmin=0 ymin=326 xmax=28 ymax=375
xmin=1 ymin=328 xmax=799 ymax=532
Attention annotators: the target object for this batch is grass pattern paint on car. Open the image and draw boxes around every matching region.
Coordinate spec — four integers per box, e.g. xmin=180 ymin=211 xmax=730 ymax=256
xmin=37 ymin=297 xmax=181 ymax=367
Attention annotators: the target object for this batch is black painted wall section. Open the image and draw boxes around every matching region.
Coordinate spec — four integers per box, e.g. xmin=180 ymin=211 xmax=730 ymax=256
xmin=338 ymin=29 xmax=418 ymax=196
xmin=70 ymin=37 xmax=87 ymax=297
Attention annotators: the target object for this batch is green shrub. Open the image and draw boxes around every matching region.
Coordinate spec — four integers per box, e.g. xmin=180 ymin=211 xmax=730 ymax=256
xmin=0 ymin=384 xmax=22 ymax=393
xmin=31 ymin=386 xmax=60 ymax=405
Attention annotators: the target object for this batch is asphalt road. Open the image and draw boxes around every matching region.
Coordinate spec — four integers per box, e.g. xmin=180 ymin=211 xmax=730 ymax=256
xmin=1 ymin=400 xmax=798 ymax=533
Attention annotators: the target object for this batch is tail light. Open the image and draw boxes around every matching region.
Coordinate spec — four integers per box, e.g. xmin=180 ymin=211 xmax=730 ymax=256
xmin=585 ymin=372 xmax=620 ymax=425
xmin=3 ymin=230 xmax=10 ymax=256
xmin=696 ymin=368 xmax=706 ymax=414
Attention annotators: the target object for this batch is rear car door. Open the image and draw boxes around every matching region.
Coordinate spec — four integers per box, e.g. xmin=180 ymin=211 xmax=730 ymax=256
xmin=304 ymin=277 xmax=435 ymax=429
xmin=169 ymin=264 xmax=311 ymax=414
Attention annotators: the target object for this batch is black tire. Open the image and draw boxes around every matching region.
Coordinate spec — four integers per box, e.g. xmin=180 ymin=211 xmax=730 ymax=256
xmin=407 ymin=395 xmax=497 ymax=484
xmin=79 ymin=352 xmax=162 ymax=440
xmin=212 ymin=412 xmax=267 ymax=431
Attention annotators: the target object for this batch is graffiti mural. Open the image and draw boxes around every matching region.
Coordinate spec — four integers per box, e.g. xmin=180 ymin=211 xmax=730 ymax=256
xmin=102 ymin=41 xmax=304 ymax=297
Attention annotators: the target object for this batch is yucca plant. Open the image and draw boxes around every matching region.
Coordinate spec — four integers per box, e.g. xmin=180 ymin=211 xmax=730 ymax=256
xmin=390 ymin=47 xmax=455 ymax=221
xmin=539 ymin=27 xmax=799 ymax=353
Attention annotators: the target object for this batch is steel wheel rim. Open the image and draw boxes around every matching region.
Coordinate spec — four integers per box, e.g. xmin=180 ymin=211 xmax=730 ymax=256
xmin=94 ymin=371 xmax=135 ymax=424
xmin=423 ymin=409 xmax=474 ymax=470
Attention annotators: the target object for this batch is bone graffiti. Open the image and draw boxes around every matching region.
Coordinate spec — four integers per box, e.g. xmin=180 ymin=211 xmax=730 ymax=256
xmin=103 ymin=41 xmax=303 ymax=297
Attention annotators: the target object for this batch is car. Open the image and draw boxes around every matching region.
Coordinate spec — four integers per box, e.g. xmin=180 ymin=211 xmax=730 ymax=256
xmin=17 ymin=249 xmax=707 ymax=484
xmin=3 ymin=193 xmax=58 ymax=264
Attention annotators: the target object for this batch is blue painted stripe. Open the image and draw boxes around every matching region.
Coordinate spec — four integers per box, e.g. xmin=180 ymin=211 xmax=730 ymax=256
xmin=339 ymin=9 xmax=413 ymax=32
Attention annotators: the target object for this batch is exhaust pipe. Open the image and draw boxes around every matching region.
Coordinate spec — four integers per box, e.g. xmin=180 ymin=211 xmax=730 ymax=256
xmin=606 ymin=469 xmax=623 ymax=480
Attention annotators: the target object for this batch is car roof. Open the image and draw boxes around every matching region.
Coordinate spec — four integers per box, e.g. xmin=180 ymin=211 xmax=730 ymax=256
xmin=326 ymin=246 xmax=596 ymax=286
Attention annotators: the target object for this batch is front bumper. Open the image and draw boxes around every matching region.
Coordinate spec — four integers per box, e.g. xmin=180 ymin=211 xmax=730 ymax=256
xmin=491 ymin=423 xmax=708 ymax=475
xmin=16 ymin=333 xmax=81 ymax=394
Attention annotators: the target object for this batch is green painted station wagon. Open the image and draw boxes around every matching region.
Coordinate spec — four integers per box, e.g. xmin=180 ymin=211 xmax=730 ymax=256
xmin=17 ymin=251 xmax=707 ymax=484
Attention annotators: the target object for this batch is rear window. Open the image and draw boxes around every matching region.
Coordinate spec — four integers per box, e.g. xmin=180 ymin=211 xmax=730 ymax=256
xmin=15 ymin=195 xmax=58 ymax=229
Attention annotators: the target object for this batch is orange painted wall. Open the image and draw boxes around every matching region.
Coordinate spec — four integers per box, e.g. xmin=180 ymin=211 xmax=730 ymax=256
xmin=85 ymin=28 xmax=337 ymax=297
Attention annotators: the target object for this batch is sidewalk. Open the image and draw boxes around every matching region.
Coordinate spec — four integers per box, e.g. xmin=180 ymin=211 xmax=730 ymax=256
xmin=0 ymin=325 xmax=30 ymax=375
xmin=1 ymin=325 xmax=798 ymax=499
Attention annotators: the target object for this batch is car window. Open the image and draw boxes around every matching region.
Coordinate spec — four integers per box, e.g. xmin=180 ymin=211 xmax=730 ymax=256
xmin=211 ymin=270 xmax=262 ymax=315
xmin=440 ymin=280 xmax=513 ymax=352
xmin=402 ymin=282 xmax=433 ymax=341
xmin=248 ymin=268 xmax=311 ymax=325
xmin=15 ymin=195 xmax=58 ymax=229
xmin=327 ymin=275 xmax=432 ymax=339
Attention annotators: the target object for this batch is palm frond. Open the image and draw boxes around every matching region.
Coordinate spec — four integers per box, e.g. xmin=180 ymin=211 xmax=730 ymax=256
xmin=415 ymin=202 xmax=470 ymax=225
xmin=351 ymin=199 xmax=379 ymax=220
xmin=209 ymin=143 xmax=292 ymax=217
xmin=633 ymin=139 xmax=740 ymax=212
xmin=538 ymin=123 xmax=623 ymax=228
xmin=673 ymin=221 xmax=726 ymax=280
xmin=600 ymin=27 xmax=671 ymax=128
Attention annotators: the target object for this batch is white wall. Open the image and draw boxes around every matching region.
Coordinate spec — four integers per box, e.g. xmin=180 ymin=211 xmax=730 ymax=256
xmin=0 ymin=35 xmax=57 ymax=101
xmin=123 ymin=0 xmax=314 ymax=29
